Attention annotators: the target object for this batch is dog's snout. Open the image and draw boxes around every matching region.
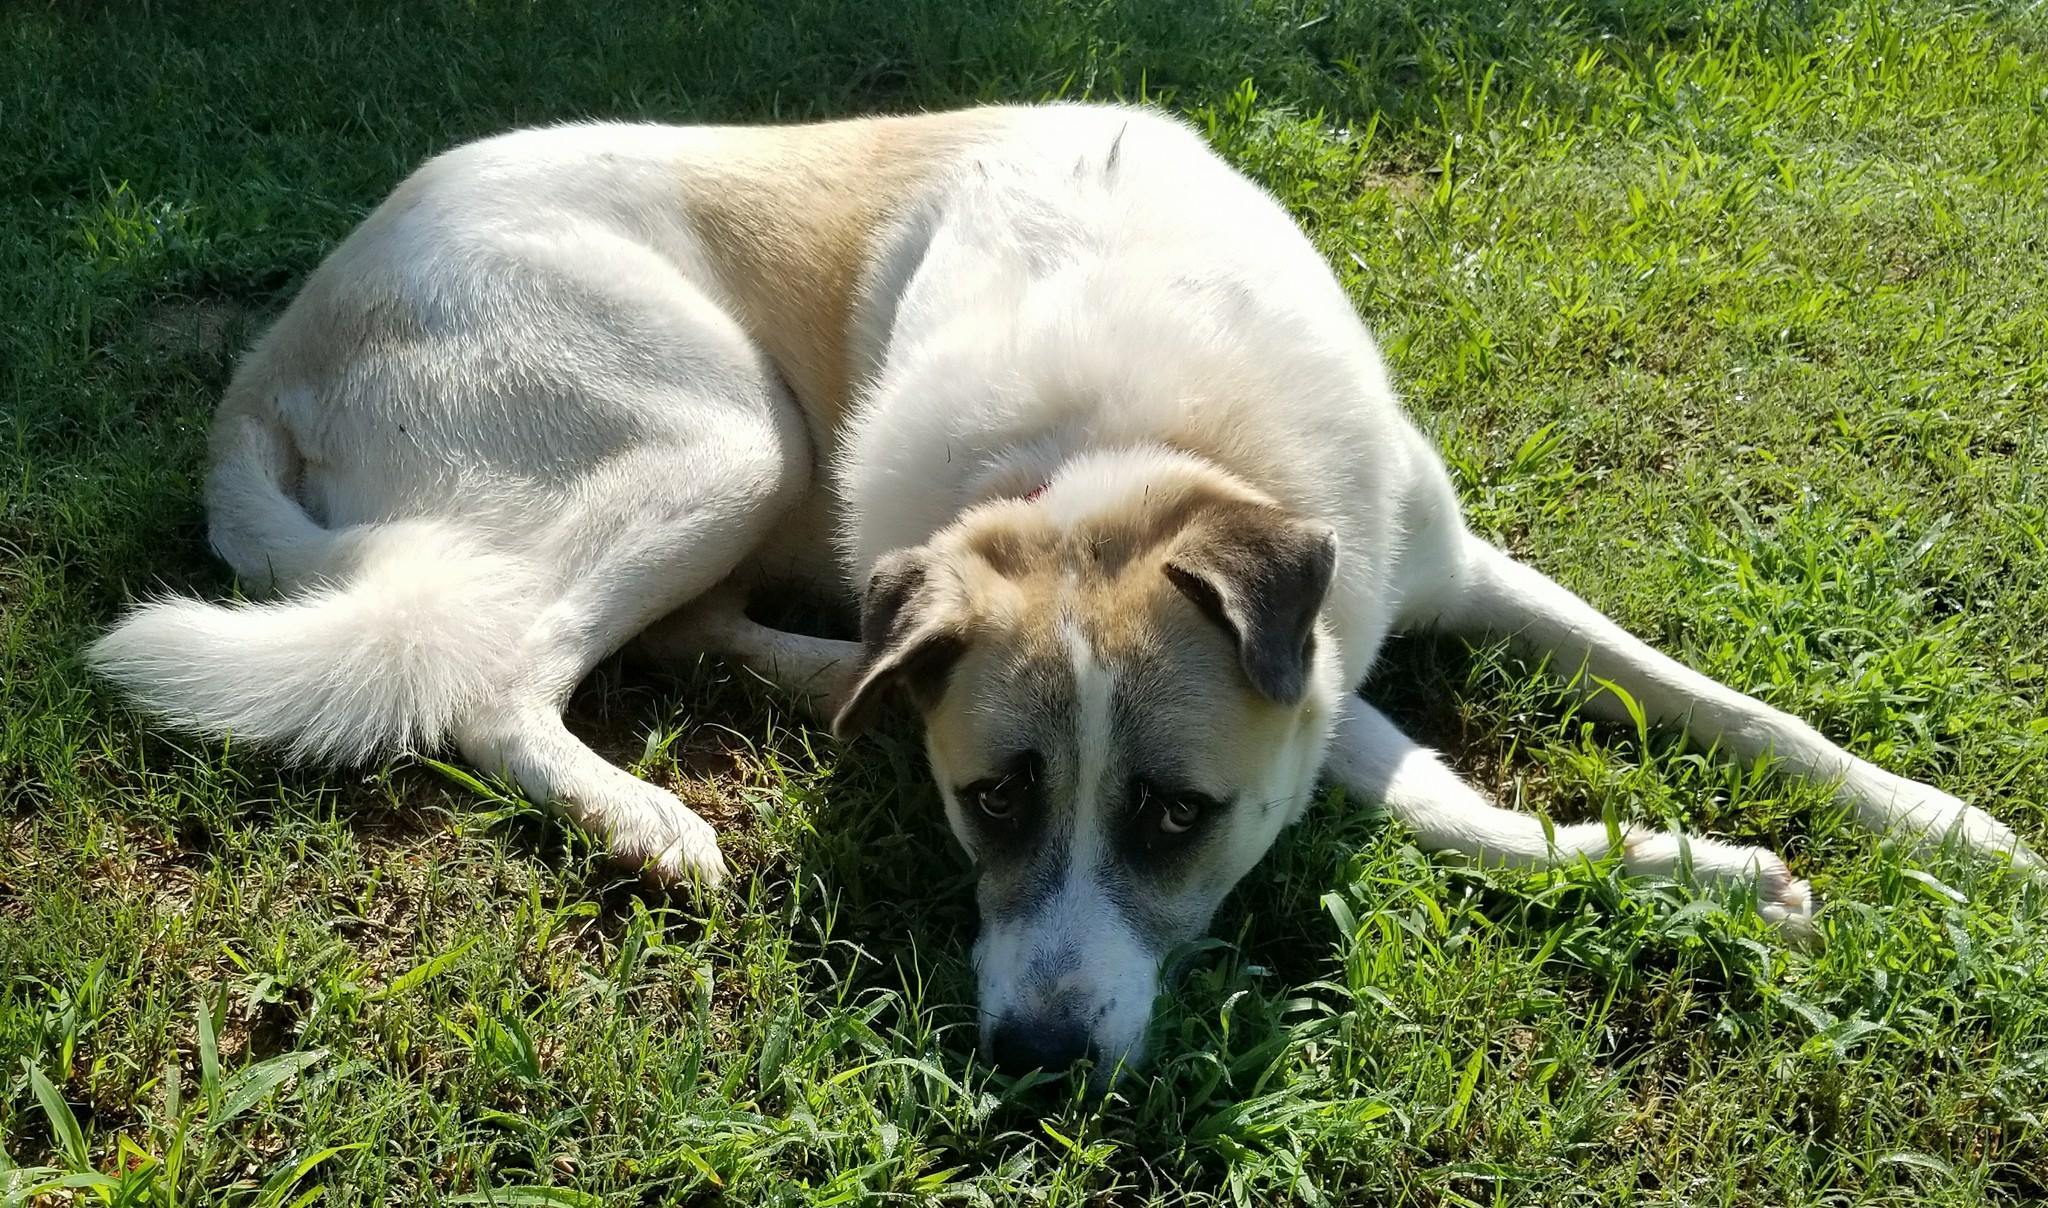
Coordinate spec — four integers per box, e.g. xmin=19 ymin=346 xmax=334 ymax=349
xmin=989 ymin=1013 xmax=1092 ymax=1074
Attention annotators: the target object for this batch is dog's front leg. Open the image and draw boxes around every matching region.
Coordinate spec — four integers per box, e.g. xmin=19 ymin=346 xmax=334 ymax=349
xmin=1323 ymin=698 xmax=1817 ymax=935
xmin=1406 ymin=534 xmax=2037 ymax=872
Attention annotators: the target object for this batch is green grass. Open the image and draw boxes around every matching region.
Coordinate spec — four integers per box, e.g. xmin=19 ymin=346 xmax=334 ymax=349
xmin=5 ymin=0 xmax=2048 ymax=1203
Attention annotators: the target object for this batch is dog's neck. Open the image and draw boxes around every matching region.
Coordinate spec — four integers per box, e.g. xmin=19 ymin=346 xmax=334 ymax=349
xmin=957 ymin=438 xmax=1076 ymax=511
xmin=836 ymin=411 xmax=1305 ymax=588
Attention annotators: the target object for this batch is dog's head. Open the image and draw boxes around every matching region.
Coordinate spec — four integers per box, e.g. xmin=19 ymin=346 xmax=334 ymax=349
xmin=833 ymin=451 xmax=1342 ymax=1080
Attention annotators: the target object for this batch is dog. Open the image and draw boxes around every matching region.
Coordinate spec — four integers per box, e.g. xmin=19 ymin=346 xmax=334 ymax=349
xmin=92 ymin=103 xmax=2036 ymax=1079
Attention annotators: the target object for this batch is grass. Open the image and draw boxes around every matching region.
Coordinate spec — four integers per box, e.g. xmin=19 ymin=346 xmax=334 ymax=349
xmin=4 ymin=0 xmax=2047 ymax=1202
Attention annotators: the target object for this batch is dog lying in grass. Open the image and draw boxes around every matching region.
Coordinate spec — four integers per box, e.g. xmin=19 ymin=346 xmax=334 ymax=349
xmin=92 ymin=103 xmax=2036 ymax=1079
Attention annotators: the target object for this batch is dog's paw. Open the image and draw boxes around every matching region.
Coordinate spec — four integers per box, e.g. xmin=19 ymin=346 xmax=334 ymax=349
xmin=641 ymin=806 xmax=729 ymax=890
xmin=1752 ymin=853 xmax=1818 ymax=944
xmin=1622 ymin=831 xmax=1817 ymax=942
xmin=605 ymin=785 xmax=728 ymax=890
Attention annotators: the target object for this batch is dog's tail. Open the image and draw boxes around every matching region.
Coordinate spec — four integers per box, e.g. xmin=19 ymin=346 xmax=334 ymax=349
xmin=89 ymin=410 xmax=533 ymax=764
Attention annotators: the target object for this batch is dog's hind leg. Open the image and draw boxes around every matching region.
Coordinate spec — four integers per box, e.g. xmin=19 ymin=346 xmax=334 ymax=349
xmin=440 ymin=256 xmax=816 ymax=887
xmin=452 ymin=414 xmax=809 ymax=887
xmin=635 ymin=589 xmax=862 ymax=725
xmin=1324 ymin=698 xmax=1817 ymax=933
xmin=1398 ymin=530 xmax=2036 ymax=873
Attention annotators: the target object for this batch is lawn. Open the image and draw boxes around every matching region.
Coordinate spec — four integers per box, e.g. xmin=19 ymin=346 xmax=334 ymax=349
xmin=4 ymin=0 xmax=2048 ymax=1203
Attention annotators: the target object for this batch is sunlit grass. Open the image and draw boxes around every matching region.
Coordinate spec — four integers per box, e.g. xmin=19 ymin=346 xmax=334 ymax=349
xmin=4 ymin=1 xmax=2045 ymax=1203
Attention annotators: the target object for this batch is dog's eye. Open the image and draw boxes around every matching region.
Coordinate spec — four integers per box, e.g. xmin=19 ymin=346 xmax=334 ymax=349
xmin=976 ymin=783 xmax=1019 ymax=821
xmin=964 ymin=756 xmax=1038 ymax=824
xmin=1136 ymin=781 xmax=1216 ymax=840
xmin=1159 ymin=795 xmax=1203 ymax=835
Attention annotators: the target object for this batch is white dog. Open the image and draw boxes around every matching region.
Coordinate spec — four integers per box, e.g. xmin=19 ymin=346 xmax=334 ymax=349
xmin=93 ymin=104 xmax=2035 ymax=1077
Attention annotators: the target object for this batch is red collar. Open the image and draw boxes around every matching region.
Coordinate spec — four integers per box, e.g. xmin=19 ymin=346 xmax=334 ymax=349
xmin=1021 ymin=482 xmax=1048 ymax=503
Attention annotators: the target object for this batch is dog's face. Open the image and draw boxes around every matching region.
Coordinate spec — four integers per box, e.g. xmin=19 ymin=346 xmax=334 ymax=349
xmin=834 ymin=458 xmax=1341 ymax=1079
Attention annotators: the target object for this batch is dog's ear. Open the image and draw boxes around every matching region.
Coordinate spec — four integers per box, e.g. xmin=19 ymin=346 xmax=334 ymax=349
xmin=1163 ymin=501 xmax=1336 ymax=705
xmin=832 ymin=549 xmax=970 ymax=740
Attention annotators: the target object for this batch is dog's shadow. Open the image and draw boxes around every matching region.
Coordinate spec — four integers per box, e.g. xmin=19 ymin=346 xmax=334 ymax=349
xmin=111 ymin=597 xmax=1773 ymax=1150
xmin=539 ymin=628 xmax=1662 ymax=1102
xmin=579 ymin=619 xmax=1746 ymax=1032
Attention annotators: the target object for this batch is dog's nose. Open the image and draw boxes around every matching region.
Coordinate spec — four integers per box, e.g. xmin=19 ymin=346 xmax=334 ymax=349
xmin=990 ymin=1014 xmax=1092 ymax=1073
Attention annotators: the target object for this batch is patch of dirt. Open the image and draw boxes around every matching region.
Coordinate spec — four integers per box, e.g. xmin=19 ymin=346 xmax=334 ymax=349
xmin=1360 ymin=166 xmax=1437 ymax=201
xmin=566 ymin=657 xmax=832 ymax=842
xmin=50 ymin=816 xmax=207 ymax=921
xmin=0 ymin=817 xmax=36 ymax=923
xmin=328 ymin=810 xmax=490 ymax=981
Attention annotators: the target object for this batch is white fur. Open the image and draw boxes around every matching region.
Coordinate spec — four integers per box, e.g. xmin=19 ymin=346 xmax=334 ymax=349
xmin=824 ymin=105 xmax=2032 ymax=913
xmin=94 ymin=121 xmax=810 ymax=885
xmin=91 ymin=104 xmax=2035 ymax=1068
xmin=970 ymin=623 xmax=1161 ymax=1076
xmin=1061 ymin=621 xmax=1115 ymax=806
xmin=92 ymin=521 xmax=529 ymax=763
xmin=972 ymin=871 xmax=1157 ymax=1077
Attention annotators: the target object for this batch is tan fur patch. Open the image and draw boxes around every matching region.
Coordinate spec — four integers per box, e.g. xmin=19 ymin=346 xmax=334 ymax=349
xmin=918 ymin=472 xmax=1301 ymax=802
xmin=679 ymin=111 xmax=1010 ymax=449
